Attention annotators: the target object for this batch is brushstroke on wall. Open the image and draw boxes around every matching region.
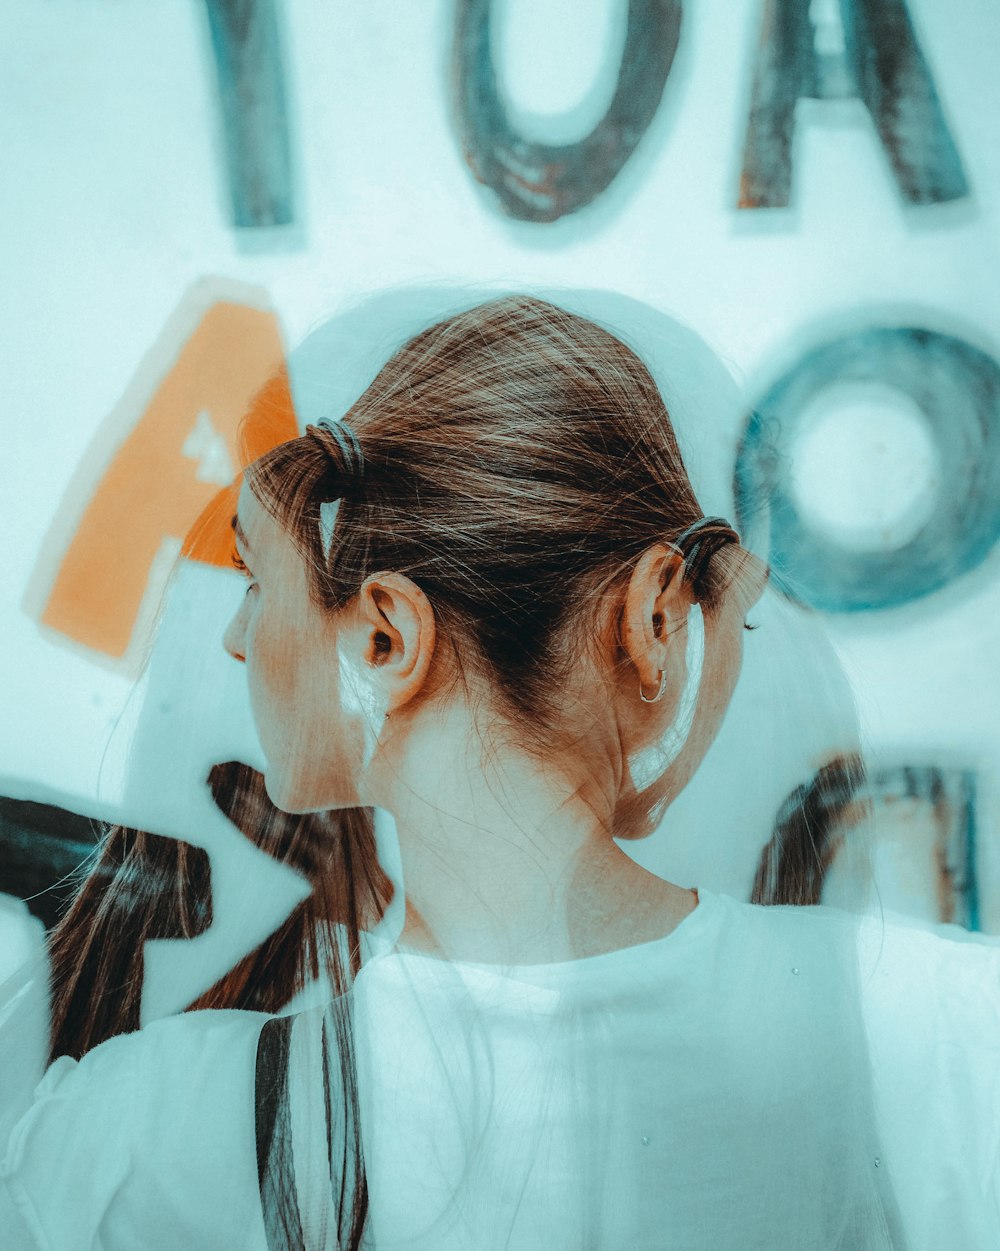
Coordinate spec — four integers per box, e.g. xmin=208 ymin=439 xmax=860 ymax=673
xmin=202 ymin=0 xmax=295 ymax=227
xmin=756 ymin=759 xmax=981 ymax=929
xmin=0 ymin=793 xmax=212 ymax=936
xmin=735 ymin=326 xmax=1000 ymax=612
xmin=739 ymin=0 xmax=968 ymax=208
xmin=451 ymin=0 xmax=681 ymax=222
xmin=193 ymin=0 xmax=974 ymax=229
xmin=27 ymin=291 xmax=293 ymax=666
xmin=861 ymin=764 xmax=979 ymax=931
xmin=752 ymin=753 xmax=867 ymax=907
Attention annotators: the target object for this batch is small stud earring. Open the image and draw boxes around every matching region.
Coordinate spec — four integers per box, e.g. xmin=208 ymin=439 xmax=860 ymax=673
xmin=639 ymin=670 xmax=668 ymax=703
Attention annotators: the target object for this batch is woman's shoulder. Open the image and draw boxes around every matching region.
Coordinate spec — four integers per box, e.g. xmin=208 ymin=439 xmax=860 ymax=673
xmin=707 ymin=885 xmax=1000 ymax=959
xmin=705 ymin=886 xmax=1000 ymax=1038
xmin=851 ymin=907 xmax=1000 ymax=1054
xmin=698 ymin=888 xmax=868 ymax=960
xmin=3 ymin=1008 xmax=276 ymax=1251
xmin=29 ymin=1006 xmax=275 ymax=1116
xmin=119 ymin=1005 xmax=275 ymax=1076
xmin=701 ymin=889 xmax=1000 ymax=1019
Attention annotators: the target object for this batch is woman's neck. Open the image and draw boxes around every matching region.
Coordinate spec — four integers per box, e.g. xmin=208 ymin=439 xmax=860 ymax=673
xmin=365 ymin=698 xmax=694 ymax=965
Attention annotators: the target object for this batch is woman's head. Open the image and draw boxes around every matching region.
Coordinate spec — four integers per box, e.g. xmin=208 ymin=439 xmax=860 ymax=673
xmin=224 ymin=295 xmax=766 ymax=826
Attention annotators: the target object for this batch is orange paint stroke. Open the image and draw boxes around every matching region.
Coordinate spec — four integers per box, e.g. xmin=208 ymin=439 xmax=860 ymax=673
xmin=38 ymin=295 xmax=297 ymax=660
xmin=181 ymin=367 xmax=299 ymax=567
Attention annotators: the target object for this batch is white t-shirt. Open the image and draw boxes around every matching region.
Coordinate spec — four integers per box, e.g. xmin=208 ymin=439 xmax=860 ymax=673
xmin=2 ymin=889 xmax=998 ymax=1249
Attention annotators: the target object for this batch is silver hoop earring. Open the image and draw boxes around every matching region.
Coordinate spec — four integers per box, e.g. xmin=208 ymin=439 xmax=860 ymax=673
xmin=639 ymin=670 xmax=668 ymax=703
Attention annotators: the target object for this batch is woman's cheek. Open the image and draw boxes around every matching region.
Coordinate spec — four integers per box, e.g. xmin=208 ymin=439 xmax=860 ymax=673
xmin=246 ymin=614 xmax=289 ymax=740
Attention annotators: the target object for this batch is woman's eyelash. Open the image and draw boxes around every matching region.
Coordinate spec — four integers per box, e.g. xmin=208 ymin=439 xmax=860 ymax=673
xmin=743 ymin=620 xmax=759 ymax=631
xmin=230 ymin=551 xmax=251 ymax=577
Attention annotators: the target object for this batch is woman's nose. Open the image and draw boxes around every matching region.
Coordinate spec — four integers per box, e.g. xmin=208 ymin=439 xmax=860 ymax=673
xmin=223 ymin=602 xmax=247 ymax=663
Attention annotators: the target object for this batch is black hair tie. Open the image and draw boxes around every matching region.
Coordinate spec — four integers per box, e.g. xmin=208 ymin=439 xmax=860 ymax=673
xmin=306 ymin=419 xmax=366 ymax=499
xmin=672 ymin=516 xmax=742 ymax=594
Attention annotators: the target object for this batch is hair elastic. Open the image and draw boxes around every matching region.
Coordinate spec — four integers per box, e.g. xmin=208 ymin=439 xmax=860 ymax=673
xmin=307 ymin=419 xmax=366 ymax=498
xmin=672 ymin=515 xmax=741 ymax=595
xmin=636 ymin=516 xmax=740 ymax=705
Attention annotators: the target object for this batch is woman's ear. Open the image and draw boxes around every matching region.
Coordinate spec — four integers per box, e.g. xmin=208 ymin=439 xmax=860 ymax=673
xmin=357 ymin=572 xmax=437 ymax=712
xmin=621 ymin=545 xmax=690 ymax=696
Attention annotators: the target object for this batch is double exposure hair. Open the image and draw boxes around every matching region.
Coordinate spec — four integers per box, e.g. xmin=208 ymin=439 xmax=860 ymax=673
xmin=245 ymin=295 xmax=751 ymax=755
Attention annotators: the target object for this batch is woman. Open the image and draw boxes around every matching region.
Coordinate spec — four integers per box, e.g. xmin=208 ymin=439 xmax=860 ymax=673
xmin=2 ymin=295 xmax=997 ymax=1249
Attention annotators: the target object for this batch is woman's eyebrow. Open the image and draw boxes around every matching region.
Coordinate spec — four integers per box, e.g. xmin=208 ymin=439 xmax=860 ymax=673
xmin=230 ymin=514 xmax=252 ymax=554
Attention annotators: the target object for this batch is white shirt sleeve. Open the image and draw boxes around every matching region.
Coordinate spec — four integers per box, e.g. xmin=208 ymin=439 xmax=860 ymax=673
xmin=1 ymin=1009 xmax=272 ymax=1251
xmin=860 ymin=916 xmax=1000 ymax=1250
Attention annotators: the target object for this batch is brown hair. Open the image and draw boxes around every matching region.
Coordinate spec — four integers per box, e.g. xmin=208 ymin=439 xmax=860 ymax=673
xmin=246 ymin=295 xmax=745 ymax=754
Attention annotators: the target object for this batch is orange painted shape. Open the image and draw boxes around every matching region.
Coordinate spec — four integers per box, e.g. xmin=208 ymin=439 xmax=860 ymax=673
xmin=181 ymin=368 xmax=299 ymax=567
xmin=40 ymin=301 xmax=298 ymax=659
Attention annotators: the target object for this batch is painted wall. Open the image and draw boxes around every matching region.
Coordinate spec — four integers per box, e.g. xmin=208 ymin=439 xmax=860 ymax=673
xmin=3 ymin=0 xmax=1000 ymax=995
